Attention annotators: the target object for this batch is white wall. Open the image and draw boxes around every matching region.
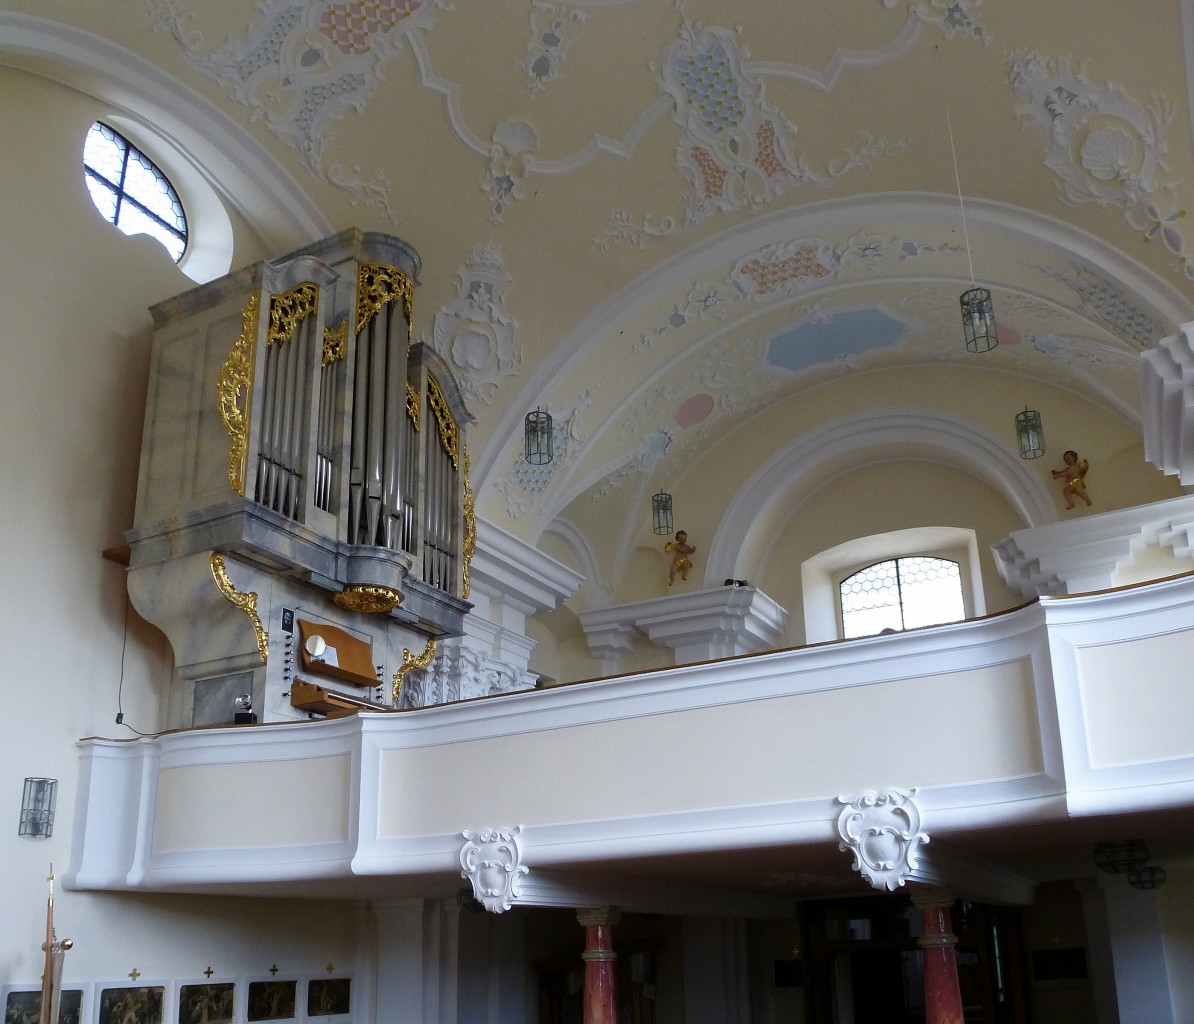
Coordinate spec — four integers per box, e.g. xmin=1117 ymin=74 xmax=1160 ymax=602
xmin=0 ymin=64 xmax=369 ymax=1003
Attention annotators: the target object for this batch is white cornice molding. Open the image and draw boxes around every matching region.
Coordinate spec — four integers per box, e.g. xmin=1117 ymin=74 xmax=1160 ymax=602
xmin=579 ymin=585 xmax=789 ymax=663
xmin=993 ymin=493 xmax=1194 ymax=597
xmin=0 ymin=12 xmax=330 ymax=254
xmin=472 ymin=516 xmax=585 ymax=613
xmin=1142 ymin=321 xmax=1194 ymax=484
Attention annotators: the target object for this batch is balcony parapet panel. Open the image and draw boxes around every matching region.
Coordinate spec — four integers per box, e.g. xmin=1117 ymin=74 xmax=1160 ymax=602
xmin=67 ymin=572 xmax=1194 ymax=905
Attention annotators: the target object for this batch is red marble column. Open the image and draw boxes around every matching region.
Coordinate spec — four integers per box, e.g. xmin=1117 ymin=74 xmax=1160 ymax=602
xmin=577 ymin=907 xmax=620 ymax=1024
xmin=912 ymin=888 xmax=965 ymax=1024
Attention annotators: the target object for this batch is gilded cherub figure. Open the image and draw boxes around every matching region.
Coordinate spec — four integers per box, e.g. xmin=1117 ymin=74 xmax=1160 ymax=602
xmin=1051 ymin=449 xmax=1092 ymax=509
xmin=665 ymin=530 xmax=695 ymax=585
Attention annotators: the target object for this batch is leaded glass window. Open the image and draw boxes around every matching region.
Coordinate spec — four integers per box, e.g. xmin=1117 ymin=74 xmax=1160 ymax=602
xmin=83 ymin=122 xmax=188 ymax=262
xmin=840 ymin=556 xmax=965 ymax=639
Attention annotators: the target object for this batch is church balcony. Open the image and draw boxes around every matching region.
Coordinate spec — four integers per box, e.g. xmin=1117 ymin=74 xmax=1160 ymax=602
xmin=67 ymin=571 xmax=1194 ymax=910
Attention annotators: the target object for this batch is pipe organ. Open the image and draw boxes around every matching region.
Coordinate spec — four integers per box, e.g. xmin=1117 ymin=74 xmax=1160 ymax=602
xmin=125 ymin=230 xmax=474 ymax=726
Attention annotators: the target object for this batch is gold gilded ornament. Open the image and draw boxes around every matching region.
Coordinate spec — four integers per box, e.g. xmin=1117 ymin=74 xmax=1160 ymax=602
xmin=322 ymin=321 xmax=348 ymax=366
xmin=406 ymin=382 xmax=420 ymax=430
xmin=356 ymin=262 xmax=413 ymax=340
xmin=426 ymin=374 xmax=459 ymax=469
xmin=267 ymin=283 xmax=318 ymax=347
xmin=461 ymin=442 xmax=476 ymax=598
xmin=391 ymin=639 xmax=437 ymax=704
xmin=216 ymin=292 xmax=260 ymax=494
xmin=210 ymin=553 xmax=268 ymax=664
xmin=334 ymin=584 xmax=402 ymax=614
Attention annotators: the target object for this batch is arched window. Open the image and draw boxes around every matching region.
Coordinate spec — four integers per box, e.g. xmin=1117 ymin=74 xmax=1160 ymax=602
xmin=839 ymin=556 xmax=965 ymax=639
xmin=83 ymin=121 xmax=188 ymax=262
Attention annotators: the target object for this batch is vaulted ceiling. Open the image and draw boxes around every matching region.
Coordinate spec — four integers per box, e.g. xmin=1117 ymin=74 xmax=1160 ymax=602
xmin=8 ymin=0 xmax=1194 ymax=597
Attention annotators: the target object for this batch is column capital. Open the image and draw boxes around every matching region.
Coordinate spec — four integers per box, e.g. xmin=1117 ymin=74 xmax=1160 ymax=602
xmin=577 ymin=906 xmax=621 ymax=928
xmin=910 ymin=885 xmax=956 ymax=911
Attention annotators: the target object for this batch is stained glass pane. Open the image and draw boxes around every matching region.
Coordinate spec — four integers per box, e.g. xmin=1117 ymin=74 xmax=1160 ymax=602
xmin=82 ymin=121 xmax=188 ymax=263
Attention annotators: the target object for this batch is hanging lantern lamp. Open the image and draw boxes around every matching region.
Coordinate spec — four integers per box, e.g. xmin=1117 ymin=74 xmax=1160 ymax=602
xmin=524 ymin=408 xmax=553 ymax=465
xmin=961 ymin=287 xmax=998 ymax=354
xmin=1015 ymin=406 xmax=1045 ymax=460
xmin=652 ymin=490 xmax=674 ymax=536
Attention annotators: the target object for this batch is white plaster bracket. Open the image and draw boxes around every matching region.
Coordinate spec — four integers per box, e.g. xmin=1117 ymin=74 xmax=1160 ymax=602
xmin=459 ymin=825 xmax=529 ymax=913
xmin=836 ymin=787 xmax=929 ymax=892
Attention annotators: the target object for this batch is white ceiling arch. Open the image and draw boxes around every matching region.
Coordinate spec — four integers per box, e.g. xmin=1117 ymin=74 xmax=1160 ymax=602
xmin=704 ymin=408 xmax=1059 ymax=586
xmin=476 ymin=191 xmax=1192 ymax=496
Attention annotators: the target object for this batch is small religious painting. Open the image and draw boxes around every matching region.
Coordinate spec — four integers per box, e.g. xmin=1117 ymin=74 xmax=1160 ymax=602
xmin=97 ymin=986 xmax=163 ymax=1024
xmin=247 ymin=981 xmax=296 ymax=1023
xmin=178 ymin=984 xmax=234 ymax=1024
xmin=5 ymin=989 xmax=83 ymax=1024
xmin=306 ymin=979 xmax=350 ymax=1018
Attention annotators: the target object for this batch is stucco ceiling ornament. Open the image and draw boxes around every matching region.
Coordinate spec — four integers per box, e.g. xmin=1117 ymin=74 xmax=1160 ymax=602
xmin=1008 ymin=52 xmax=1193 ymax=279
xmin=632 ymin=282 xmax=737 ymax=355
xmin=426 ymin=245 xmax=520 ymax=406
xmin=883 ymin=0 xmax=991 ymax=46
xmin=1032 ymin=263 xmax=1164 ymax=348
xmin=484 ymin=121 xmax=540 ymax=222
xmin=729 ymin=231 xmax=963 ymax=301
xmin=1029 ymin=333 xmax=1142 ymax=374
xmin=497 ymin=392 xmax=592 ymax=516
xmin=521 ymin=2 xmax=590 ymax=96
xmin=595 ymin=24 xmax=907 ymax=248
xmin=459 ymin=826 xmax=529 ymax=913
xmin=836 ymin=788 xmax=929 ymax=891
xmin=150 ymin=0 xmax=444 ymax=218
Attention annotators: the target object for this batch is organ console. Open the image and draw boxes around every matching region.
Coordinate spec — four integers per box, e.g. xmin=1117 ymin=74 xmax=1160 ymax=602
xmin=288 ymin=679 xmax=389 ymax=717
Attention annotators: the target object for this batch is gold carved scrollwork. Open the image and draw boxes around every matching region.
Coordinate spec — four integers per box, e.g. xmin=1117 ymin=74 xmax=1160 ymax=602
xmin=333 ymin=584 xmax=402 ymax=614
xmin=406 ymin=383 xmax=420 ymax=431
xmin=216 ymin=292 xmax=261 ymax=493
xmin=391 ymin=639 xmax=437 ymax=704
xmin=426 ymin=374 xmax=459 ymax=469
xmin=267 ymin=283 xmax=319 ymax=347
xmin=210 ymin=553 xmax=269 ymax=665
xmin=322 ymin=321 xmax=348 ymax=366
xmin=462 ymin=442 xmax=477 ymax=598
xmin=356 ymin=262 xmax=414 ymax=342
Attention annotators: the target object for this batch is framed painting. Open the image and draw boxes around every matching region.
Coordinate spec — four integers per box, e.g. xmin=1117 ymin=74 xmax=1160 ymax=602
xmin=246 ymin=980 xmax=297 ymax=1024
xmin=305 ymin=979 xmax=350 ymax=1023
xmin=177 ymin=983 xmax=234 ymax=1024
xmin=3 ymin=987 xmax=85 ymax=1024
xmin=96 ymin=986 xmax=164 ymax=1024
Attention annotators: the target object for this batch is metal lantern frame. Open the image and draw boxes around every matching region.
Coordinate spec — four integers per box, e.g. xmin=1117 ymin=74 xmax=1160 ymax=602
xmin=524 ymin=408 xmax=553 ymax=465
xmin=1015 ymin=406 xmax=1045 ymax=460
xmin=961 ymin=286 xmax=998 ymax=354
xmin=652 ymin=490 xmax=674 ymax=536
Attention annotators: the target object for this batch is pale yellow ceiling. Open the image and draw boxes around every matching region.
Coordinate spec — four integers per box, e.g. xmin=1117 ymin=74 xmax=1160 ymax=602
xmin=7 ymin=0 xmax=1194 ymax=588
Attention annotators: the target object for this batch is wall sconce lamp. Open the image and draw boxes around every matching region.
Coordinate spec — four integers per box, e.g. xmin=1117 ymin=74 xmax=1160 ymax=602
xmin=19 ymin=777 xmax=57 ymax=837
